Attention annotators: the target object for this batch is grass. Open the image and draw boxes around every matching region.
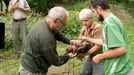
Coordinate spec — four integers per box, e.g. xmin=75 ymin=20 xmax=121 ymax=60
xmin=0 ymin=1 xmax=134 ymax=75
xmin=0 ymin=59 xmax=19 ymax=75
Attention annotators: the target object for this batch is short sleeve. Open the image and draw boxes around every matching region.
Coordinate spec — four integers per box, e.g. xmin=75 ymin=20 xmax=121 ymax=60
xmin=2 ymin=1 xmax=7 ymax=10
xmin=106 ymin=24 xmax=126 ymax=49
xmin=24 ymin=0 xmax=30 ymax=8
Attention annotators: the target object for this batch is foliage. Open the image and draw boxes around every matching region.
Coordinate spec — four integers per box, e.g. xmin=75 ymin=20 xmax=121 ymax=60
xmin=60 ymin=1 xmax=88 ymax=38
xmin=63 ymin=0 xmax=88 ymax=11
xmin=27 ymin=0 xmax=54 ymax=15
xmin=108 ymin=0 xmax=134 ymax=18
xmin=27 ymin=0 xmax=87 ymax=15
xmin=61 ymin=11 xmax=82 ymax=38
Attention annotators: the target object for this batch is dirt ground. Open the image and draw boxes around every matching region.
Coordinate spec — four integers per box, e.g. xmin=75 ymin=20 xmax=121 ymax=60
xmin=47 ymin=64 xmax=80 ymax=75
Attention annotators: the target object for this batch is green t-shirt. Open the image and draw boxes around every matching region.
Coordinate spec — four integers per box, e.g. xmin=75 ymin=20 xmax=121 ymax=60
xmin=102 ymin=13 xmax=133 ymax=75
xmin=0 ymin=1 xmax=7 ymax=22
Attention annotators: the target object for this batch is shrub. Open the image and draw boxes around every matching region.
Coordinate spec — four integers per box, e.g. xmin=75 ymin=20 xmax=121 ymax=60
xmin=61 ymin=11 xmax=82 ymax=38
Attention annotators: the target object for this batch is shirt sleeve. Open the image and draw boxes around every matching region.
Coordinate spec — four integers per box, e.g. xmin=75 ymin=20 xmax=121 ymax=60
xmin=2 ymin=1 xmax=7 ymax=10
xmin=106 ymin=24 xmax=126 ymax=49
xmin=54 ymin=30 xmax=70 ymax=44
xmin=43 ymin=44 xmax=69 ymax=66
xmin=24 ymin=0 xmax=30 ymax=8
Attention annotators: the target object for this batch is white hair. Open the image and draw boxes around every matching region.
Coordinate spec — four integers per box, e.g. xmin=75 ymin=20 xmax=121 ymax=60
xmin=79 ymin=8 xmax=93 ymax=20
xmin=47 ymin=6 xmax=69 ymax=21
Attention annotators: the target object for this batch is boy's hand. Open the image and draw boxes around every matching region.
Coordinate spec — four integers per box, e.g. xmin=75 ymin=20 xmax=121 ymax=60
xmin=92 ymin=54 xmax=103 ymax=64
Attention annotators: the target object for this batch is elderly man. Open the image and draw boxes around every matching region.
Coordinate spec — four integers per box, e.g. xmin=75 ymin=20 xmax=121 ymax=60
xmin=76 ymin=8 xmax=104 ymax=75
xmin=19 ymin=6 xmax=76 ymax=75
xmin=8 ymin=0 xmax=31 ymax=55
xmin=80 ymin=0 xmax=133 ymax=75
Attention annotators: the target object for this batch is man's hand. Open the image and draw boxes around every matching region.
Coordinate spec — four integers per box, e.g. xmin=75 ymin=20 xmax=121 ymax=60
xmin=70 ymin=40 xmax=81 ymax=46
xmin=92 ymin=54 xmax=103 ymax=64
xmin=12 ymin=3 xmax=19 ymax=9
xmin=80 ymin=36 xmax=88 ymax=41
xmin=68 ymin=53 xmax=77 ymax=59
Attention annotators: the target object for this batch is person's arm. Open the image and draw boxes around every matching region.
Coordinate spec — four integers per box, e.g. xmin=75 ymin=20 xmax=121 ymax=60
xmin=8 ymin=0 xmax=31 ymax=13
xmin=86 ymin=44 xmax=101 ymax=55
xmin=44 ymin=46 xmax=76 ymax=66
xmin=92 ymin=46 xmax=127 ymax=64
xmin=54 ymin=30 xmax=70 ymax=44
xmin=17 ymin=6 xmax=31 ymax=13
xmin=80 ymin=36 xmax=103 ymax=45
xmin=77 ymin=25 xmax=103 ymax=59
xmin=8 ymin=0 xmax=17 ymax=12
xmin=17 ymin=0 xmax=31 ymax=13
xmin=80 ymin=25 xmax=103 ymax=45
xmin=69 ymin=26 xmax=85 ymax=46
xmin=84 ymin=25 xmax=103 ymax=54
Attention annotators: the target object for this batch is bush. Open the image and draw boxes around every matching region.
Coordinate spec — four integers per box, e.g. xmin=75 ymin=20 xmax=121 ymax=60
xmin=27 ymin=0 xmax=88 ymax=15
xmin=61 ymin=11 xmax=82 ymax=38
xmin=109 ymin=0 xmax=134 ymax=18
xmin=27 ymin=0 xmax=54 ymax=15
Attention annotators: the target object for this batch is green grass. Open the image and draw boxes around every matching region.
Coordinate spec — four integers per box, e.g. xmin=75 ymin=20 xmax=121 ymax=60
xmin=0 ymin=59 xmax=19 ymax=75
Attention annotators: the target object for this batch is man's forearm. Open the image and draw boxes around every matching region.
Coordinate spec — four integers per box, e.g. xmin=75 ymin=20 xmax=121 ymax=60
xmin=99 ymin=46 xmax=127 ymax=60
xmin=54 ymin=31 xmax=70 ymax=44
xmin=18 ymin=7 xmax=31 ymax=13
xmin=8 ymin=4 xmax=15 ymax=12
xmin=86 ymin=45 xmax=101 ymax=55
xmin=87 ymin=38 xmax=103 ymax=45
xmin=22 ymin=8 xmax=31 ymax=13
